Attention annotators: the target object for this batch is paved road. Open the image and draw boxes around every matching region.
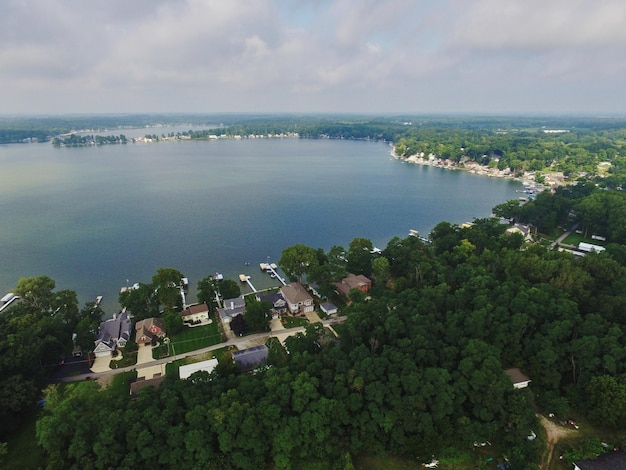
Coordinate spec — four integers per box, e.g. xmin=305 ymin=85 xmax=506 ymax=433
xmin=52 ymin=316 xmax=347 ymax=383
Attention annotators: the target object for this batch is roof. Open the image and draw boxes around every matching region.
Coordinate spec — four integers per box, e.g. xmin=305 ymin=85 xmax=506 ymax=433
xmin=575 ymin=451 xmax=626 ymax=470
xmin=95 ymin=310 xmax=132 ymax=346
xmin=342 ymin=273 xmax=371 ymax=289
xmin=320 ymin=301 xmax=338 ymax=313
xmin=280 ymin=282 xmax=313 ymax=304
xmin=222 ymin=297 xmax=245 ymax=310
xmin=504 ymin=368 xmax=531 ymax=384
xmin=232 ymin=345 xmax=268 ymax=371
xmin=181 ymin=303 xmax=209 ymax=316
xmin=135 ymin=317 xmax=164 ymax=333
xmin=218 ymin=305 xmax=245 ymax=322
xmin=257 ymin=292 xmax=286 ymax=306
xmin=130 ymin=376 xmax=165 ymax=396
xmin=179 ymin=358 xmax=219 ymax=379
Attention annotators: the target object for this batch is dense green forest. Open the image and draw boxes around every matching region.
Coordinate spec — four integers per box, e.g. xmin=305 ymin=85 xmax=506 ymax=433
xmin=2 ymin=185 xmax=626 ymax=468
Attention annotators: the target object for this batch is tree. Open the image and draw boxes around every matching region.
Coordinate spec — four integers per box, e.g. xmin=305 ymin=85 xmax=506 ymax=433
xmin=163 ymin=310 xmax=184 ymax=336
xmin=15 ymin=275 xmax=56 ymax=310
xmin=230 ymin=314 xmax=247 ymax=336
xmin=346 ymin=238 xmax=374 ymax=276
xmin=118 ymin=283 xmax=159 ymax=320
xmin=372 ymin=256 xmax=390 ymax=284
xmin=197 ymin=275 xmax=219 ymax=308
xmin=244 ymin=300 xmax=272 ymax=332
xmin=278 ymin=244 xmax=319 ymax=284
xmin=219 ymin=279 xmax=241 ymax=300
xmin=152 ymin=268 xmax=185 ymax=311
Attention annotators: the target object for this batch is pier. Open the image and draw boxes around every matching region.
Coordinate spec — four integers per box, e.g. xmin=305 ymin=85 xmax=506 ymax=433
xmin=264 ymin=263 xmax=287 ymax=286
xmin=239 ymin=274 xmax=257 ymax=292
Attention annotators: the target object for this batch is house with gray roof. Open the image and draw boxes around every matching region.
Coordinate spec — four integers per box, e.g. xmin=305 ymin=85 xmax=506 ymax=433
xmin=217 ymin=297 xmax=246 ymax=324
xmin=574 ymin=451 xmax=626 ymax=470
xmin=232 ymin=345 xmax=268 ymax=371
xmin=94 ymin=310 xmax=132 ymax=357
xmin=257 ymin=291 xmax=287 ymax=315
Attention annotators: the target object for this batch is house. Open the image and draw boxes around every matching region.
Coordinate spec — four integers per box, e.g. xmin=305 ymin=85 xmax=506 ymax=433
xmin=319 ymin=301 xmax=338 ymax=316
xmin=217 ymin=297 xmax=246 ymax=323
xmin=506 ymin=223 xmax=533 ymax=241
xmin=135 ymin=317 xmax=166 ymax=346
xmin=232 ymin=345 xmax=268 ymax=371
xmin=574 ymin=451 xmax=626 ymax=470
xmin=257 ymin=291 xmax=288 ymax=315
xmin=504 ymin=368 xmax=531 ymax=389
xmin=334 ymin=273 xmax=372 ymax=297
xmin=280 ymin=282 xmax=314 ymax=314
xmin=179 ymin=358 xmax=219 ymax=379
xmin=180 ymin=303 xmax=210 ymax=324
xmin=93 ymin=310 xmax=132 ymax=357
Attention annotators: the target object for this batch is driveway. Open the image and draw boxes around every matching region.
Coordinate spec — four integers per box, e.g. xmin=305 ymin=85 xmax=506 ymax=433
xmin=304 ymin=311 xmax=322 ymax=324
xmin=91 ymin=355 xmax=111 ymax=373
xmin=137 ymin=344 xmax=153 ymax=365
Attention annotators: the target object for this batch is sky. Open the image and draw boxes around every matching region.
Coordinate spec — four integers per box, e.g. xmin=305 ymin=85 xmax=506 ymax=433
xmin=1 ymin=0 xmax=625 ymax=115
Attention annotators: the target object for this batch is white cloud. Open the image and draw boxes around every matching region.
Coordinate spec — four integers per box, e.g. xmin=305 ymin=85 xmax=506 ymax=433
xmin=0 ymin=0 xmax=624 ymax=114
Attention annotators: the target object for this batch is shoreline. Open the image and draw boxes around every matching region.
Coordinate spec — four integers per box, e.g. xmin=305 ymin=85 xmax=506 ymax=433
xmin=389 ymin=145 xmax=564 ymax=188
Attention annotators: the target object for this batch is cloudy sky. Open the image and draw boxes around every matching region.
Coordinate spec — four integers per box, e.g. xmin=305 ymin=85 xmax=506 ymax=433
xmin=1 ymin=0 xmax=625 ymax=115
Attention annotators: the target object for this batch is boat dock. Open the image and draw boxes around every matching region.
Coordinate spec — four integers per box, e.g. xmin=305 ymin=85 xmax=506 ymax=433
xmin=264 ymin=263 xmax=287 ymax=286
xmin=239 ymin=274 xmax=256 ymax=292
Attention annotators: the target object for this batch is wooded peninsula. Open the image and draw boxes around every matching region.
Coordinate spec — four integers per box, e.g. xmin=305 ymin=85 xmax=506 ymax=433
xmin=2 ymin=115 xmax=626 ymax=470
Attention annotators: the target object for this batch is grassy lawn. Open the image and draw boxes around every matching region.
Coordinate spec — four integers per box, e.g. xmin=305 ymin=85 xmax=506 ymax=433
xmin=165 ymin=348 xmax=231 ymax=376
xmin=167 ymin=321 xmax=223 ymax=356
xmin=110 ymin=350 xmax=137 ymax=369
xmin=107 ymin=370 xmax=137 ymax=396
xmin=3 ymin=411 xmax=45 ymax=470
xmin=282 ymin=316 xmax=309 ymax=329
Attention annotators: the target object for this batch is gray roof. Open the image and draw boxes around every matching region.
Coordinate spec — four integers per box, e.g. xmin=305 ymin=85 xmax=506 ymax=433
xmin=218 ymin=305 xmax=245 ymax=322
xmin=223 ymin=297 xmax=245 ymax=310
xmin=232 ymin=345 xmax=268 ymax=371
xmin=575 ymin=451 xmax=626 ymax=470
xmin=320 ymin=301 xmax=338 ymax=313
xmin=95 ymin=310 xmax=131 ymax=348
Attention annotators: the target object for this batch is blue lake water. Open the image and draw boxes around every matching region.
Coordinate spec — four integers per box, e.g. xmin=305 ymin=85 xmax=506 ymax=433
xmin=0 ymin=136 xmax=522 ymax=313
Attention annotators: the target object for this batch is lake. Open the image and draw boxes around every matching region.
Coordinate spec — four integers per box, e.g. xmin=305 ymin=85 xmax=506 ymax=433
xmin=0 ymin=135 xmax=522 ymax=313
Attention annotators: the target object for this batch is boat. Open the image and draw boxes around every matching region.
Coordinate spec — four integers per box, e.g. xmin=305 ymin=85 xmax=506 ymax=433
xmin=409 ymin=229 xmax=419 ymax=237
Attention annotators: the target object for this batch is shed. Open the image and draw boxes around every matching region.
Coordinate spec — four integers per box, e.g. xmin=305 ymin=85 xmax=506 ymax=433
xmin=320 ymin=301 xmax=338 ymax=316
xmin=504 ymin=368 xmax=531 ymax=389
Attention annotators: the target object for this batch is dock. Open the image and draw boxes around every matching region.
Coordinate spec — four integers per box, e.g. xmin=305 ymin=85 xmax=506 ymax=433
xmin=265 ymin=263 xmax=287 ymax=286
xmin=239 ymin=274 xmax=256 ymax=292
xmin=95 ymin=295 xmax=103 ymax=306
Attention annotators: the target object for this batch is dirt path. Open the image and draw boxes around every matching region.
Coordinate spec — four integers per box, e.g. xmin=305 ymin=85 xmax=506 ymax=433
xmin=539 ymin=415 xmax=577 ymax=469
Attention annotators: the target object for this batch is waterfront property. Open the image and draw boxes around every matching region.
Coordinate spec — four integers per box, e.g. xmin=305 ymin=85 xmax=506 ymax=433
xmin=218 ymin=297 xmax=246 ymax=323
xmin=334 ymin=273 xmax=372 ymax=297
xmin=93 ymin=310 xmax=132 ymax=357
xmin=180 ymin=303 xmax=210 ymax=324
xmin=280 ymin=282 xmax=314 ymax=315
xmin=135 ymin=317 xmax=166 ymax=346
xmin=256 ymin=291 xmax=288 ymax=317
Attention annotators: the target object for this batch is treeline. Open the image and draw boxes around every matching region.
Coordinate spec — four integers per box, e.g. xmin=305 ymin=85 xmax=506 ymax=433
xmin=0 ymin=277 xmax=103 ymax=438
xmin=31 ymin=189 xmax=626 ymax=469
xmin=52 ymin=134 xmax=128 ymax=146
xmin=394 ymin=126 xmax=626 ymax=187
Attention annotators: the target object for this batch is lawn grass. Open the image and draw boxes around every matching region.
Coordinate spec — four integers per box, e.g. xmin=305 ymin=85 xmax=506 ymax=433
xmin=155 ymin=321 xmax=223 ymax=359
xmin=4 ymin=411 xmax=45 ymax=470
xmin=165 ymin=348 xmax=230 ymax=376
xmin=107 ymin=370 xmax=137 ymax=396
xmin=281 ymin=316 xmax=309 ymax=329
xmin=110 ymin=350 xmax=137 ymax=369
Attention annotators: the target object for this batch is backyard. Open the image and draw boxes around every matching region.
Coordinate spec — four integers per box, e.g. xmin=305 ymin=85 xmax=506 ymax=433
xmin=153 ymin=320 xmax=223 ymax=359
